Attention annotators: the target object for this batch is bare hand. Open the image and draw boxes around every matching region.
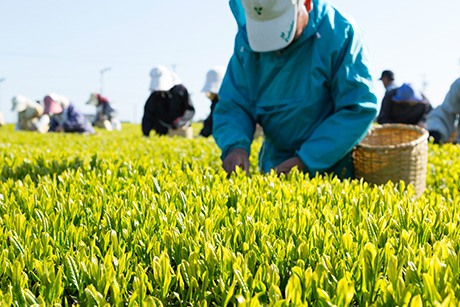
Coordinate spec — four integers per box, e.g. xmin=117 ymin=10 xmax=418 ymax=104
xmin=55 ymin=126 xmax=64 ymax=132
xmin=275 ymin=157 xmax=304 ymax=175
xmin=222 ymin=148 xmax=249 ymax=177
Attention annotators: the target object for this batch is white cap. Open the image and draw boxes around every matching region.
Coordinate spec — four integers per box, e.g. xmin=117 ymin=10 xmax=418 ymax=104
xmin=202 ymin=66 xmax=226 ymax=94
xmin=242 ymin=0 xmax=299 ymax=52
xmin=149 ymin=65 xmax=175 ymax=91
xmin=11 ymin=95 xmax=36 ymax=112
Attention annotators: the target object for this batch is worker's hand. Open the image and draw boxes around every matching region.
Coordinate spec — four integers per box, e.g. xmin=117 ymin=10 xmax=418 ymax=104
xmin=275 ymin=157 xmax=305 ymax=175
xmin=222 ymin=148 xmax=249 ymax=177
xmin=55 ymin=125 xmax=64 ymax=132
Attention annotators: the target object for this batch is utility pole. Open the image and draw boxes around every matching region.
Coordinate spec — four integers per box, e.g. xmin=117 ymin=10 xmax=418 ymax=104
xmin=100 ymin=67 xmax=111 ymax=95
xmin=0 ymin=78 xmax=5 ymax=110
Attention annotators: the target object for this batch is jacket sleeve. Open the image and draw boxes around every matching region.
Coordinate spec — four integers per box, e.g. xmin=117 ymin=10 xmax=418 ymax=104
xmin=377 ymin=90 xmax=396 ymax=124
xmin=426 ymin=78 xmax=460 ymax=142
xmin=212 ymin=53 xmax=256 ymax=160
xmin=104 ymin=102 xmax=118 ymax=119
xmin=200 ymin=114 xmax=213 ymax=137
xmin=416 ymin=101 xmax=433 ymax=128
xmin=31 ymin=104 xmax=44 ymax=119
xmin=296 ymin=26 xmax=378 ymax=174
xmin=171 ymin=85 xmax=195 ymax=127
xmin=142 ymin=94 xmax=157 ymax=136
xmin=48 ymin=117 xmax=58 ymax=132
xmin=34 ymin=114 xmax=50 ymax=133
xmin=200 ymin=98 xmax=218 ymax=137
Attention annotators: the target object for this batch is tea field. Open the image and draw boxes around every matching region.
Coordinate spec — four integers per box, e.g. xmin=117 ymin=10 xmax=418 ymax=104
xmin=0 ymin=123 xmax=460 ymax=306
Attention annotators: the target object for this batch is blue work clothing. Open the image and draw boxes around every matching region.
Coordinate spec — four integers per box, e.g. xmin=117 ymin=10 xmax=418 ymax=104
xmin=212 ymin=0 xmax=378 ymax=178
xmin=49 ymin=103 xmax=95 ymax=134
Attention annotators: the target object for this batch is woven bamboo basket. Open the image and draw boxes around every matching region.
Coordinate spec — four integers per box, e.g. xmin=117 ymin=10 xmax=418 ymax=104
xmin=353 ymin=124 xmax=428 ymax=197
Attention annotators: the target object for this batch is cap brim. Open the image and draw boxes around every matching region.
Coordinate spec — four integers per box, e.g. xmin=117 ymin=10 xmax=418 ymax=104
xmin=202 ymin=82 xmax=213 ymax=93
xmin=86 ymin=97 xmax=98 ymax=105
xmin=245 ymin=5 xmax=297 ymax=52
xmin=150 ymin=79 xmax=173 ymax=91
xmin=44 ymin=101 xmax=63 ymax=115
xmin=12 ymin=103 xmax=27 ymax=112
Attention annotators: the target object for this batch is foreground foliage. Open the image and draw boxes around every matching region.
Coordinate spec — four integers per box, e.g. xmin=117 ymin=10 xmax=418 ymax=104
xmin=0 ymin=124 xmax=459 ymax=306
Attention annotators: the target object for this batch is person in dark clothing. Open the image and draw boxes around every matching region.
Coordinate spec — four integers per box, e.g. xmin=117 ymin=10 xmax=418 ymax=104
xmin=199 ymin=66 xmax=226 ymax=137
xmin=200 ymin=94 xmax=219 ymax=137
xmin=142 ymin=66 xmax=195 ymax=137
xmin=377 ymin=83 xmax=433 ymax=128
xmin=142 ymin=85 xmax=195 ymax=136
xmin=379 ymin=70 xmax=397 ymax=93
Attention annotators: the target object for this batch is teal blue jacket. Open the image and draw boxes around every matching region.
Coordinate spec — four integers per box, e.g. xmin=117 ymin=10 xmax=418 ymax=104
xmin=213 ymin=0 xmax=378 ymax=177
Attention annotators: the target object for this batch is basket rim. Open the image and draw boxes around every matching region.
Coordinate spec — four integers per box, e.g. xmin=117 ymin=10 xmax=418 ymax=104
xmin=356 ymin=123 xmax=429 ymax=150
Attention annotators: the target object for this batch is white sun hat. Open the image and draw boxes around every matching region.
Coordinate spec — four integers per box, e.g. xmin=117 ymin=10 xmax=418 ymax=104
xmin=242 ymin=0 xmax=300 ymax=52
xmin=48 ymin=92 xmax=70 ymax=109
xmin=86 ymin=93 xmax=99 ymax=106
xmin=149 ymin=65 xmax=175 ymax=91
xmin=170 ymin=71 xmax=182 ymax=86
xmin=11 ymin=95 xmax=36 ymax=112
xmin=202 ymin=66 xmax=226 ymax=94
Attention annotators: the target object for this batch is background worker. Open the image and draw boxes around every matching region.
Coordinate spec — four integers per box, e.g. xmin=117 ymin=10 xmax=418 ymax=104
xmin=11 ymin=95 xmax=44 ymax=131
xmin=86 ymin=93 xmax=121 ymax=131
xmin=213 ymin=0 xmax=377 ymax=178
xmin=43 ymin=93 xmax=95 ymax=134
xmin=376 ymin=83 xmax=432 ymax=128
xmin=142 ymin=65 xmax=195 ymax=137
xmin=426 ymin=78 xmax=460 ymax=144
xmin=379 ymin=70 xmax=398 ymax=93
xmin=199 ymin=66 xmax=226 ymax=137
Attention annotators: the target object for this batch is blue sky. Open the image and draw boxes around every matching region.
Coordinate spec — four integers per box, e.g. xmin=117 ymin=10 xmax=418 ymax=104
xmin=1 ymin=0 xmax=459 ymax=124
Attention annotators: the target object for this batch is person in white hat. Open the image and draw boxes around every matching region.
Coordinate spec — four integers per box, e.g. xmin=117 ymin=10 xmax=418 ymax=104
xmin=142 ymin=66 xmax=195 ymax=136
xmin=199 ymin=66 xmax=226 ymax=137
xmin=11 ymin=95 xmax=45 ymax=131
xmin=86 ymin=93 xmax=121 ymax=131
xmin=213 ymin=0 xmax=378 ymax=178
xmin=42 ymin=93 xmax=95 ymax=134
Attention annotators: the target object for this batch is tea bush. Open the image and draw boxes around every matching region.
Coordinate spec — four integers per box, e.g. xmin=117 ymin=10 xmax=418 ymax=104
xmin=0 ymin=123 xmax=459 ymax=306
